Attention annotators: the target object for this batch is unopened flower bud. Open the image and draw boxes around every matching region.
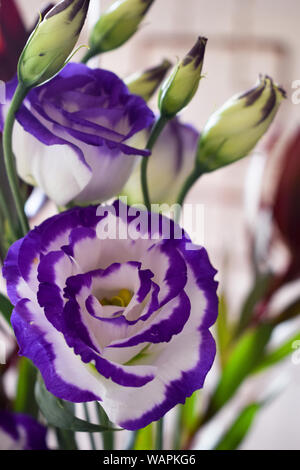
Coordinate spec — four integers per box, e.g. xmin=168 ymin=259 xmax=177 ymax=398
xmin=197 ymin=75 xmax=286 ymax=172
xmin=88 ymin=0 xmax=155 ymax=56
xmin=158 ymin=37 xmax=207 ymax=118
xmin=125 ymin=59 xmax=172 ymax=101
xmin=18 ymin=0 xmax=90 ymax=88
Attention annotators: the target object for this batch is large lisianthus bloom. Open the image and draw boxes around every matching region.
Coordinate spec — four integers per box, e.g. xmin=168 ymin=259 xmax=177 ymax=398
xmin=122 ymin=117 xmax=199 ymax=205
xmin=0 ymin=63 xmax=154 ymax=205
xmin=0 ymin=411 xmax=47 ymax=450
xmin=3 ymin=201 xmax=218 ymax=430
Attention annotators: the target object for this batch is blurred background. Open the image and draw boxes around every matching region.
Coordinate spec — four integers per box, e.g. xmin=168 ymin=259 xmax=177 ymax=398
xmin=4 ymin=0 xmax=300 ymax=449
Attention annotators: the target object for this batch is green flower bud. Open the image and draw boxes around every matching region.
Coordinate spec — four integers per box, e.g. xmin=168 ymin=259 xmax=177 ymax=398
xmin=18 ymin=0 xmax=90 ymax=88
xmin=158 ymin=36 xmax=207 ymax=118
xmin=88 ymin=0 xmax=155 ymax=55
xmin=197 ymin=75 xmax=286 ymax=172
xmin=125 ymin=59 xmax=172 ymax=102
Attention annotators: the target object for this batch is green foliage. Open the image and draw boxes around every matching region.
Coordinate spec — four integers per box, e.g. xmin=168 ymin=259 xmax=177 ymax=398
xmin=216 ymin=294 xmax=233 ymax=368
xmin=214 ymin=403 xmax=261 ymax=450
xmin=173 ymin=392 xmax=201 ymax=449
xmin=180 ymin=391 xmax=200 ymax=431
xmin=134 ymin=423 xmax=154 ymax=450
xmin=35 ymin=375 xmax=118 ymax=433
xmin=0 ymin=293 xmax=13 ymax=326
xmin=205 ymin=324 xmax=272 ymax=420
xmin=15 ymin=358 xmax=38 ymax=418
xmin=235 ymin=273 xmax=273 ymax=336
xmin=272 ymin=298 xmax=300 ymax=326
xmin=253 ymin=330 xmax=300 ymax=374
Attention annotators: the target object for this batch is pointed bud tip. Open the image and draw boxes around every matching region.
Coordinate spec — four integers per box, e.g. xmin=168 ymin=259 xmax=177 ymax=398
xmin=137 ymin=0 xmax=155 ymax=17
xmin=239 ymin=74 xmax=287 ymax=109
xmin=141 ymin=0 xmax=155 ymax=8
xmin=261 ymin=74 xmax=287 ymax=99
xmin=126 ymin=58 xmax=172 ymax=101
xmin=183 ymin=36 xmax=208 ymax=68
xmin=146 ymin=59 xmax=172 ymax=82
xmin=46 ymin=0 xmax=90 ymax=20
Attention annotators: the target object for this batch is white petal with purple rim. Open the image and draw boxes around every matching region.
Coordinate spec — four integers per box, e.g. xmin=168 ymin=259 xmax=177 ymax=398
xmin=13 ymin=121 xmax=92 ymax=206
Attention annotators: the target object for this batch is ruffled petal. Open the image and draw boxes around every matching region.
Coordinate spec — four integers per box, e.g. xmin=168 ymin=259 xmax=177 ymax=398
xmin=13 ymin=109 xmax=92 ymax=205
xmin=11 ymin=299 xmax=102 ymax=402
xmin=109 ymin=291 xmax=190 ymax=348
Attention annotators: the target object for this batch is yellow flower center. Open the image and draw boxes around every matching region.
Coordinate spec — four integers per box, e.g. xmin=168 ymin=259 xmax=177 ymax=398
xmin=99 ymin=289 xmax=133 ymax=307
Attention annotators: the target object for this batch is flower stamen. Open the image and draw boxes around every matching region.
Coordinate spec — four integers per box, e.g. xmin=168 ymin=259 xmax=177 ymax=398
xmin=100 ymin=289 xmax=133 ymax=307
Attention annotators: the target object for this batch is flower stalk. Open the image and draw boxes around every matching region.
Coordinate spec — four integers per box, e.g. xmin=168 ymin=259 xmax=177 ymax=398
xmin=2 ymin=83 xmax=30 ymax=236
xmin=155 ymin=418 xmax=164 ymax=450
xmin=96 ymin=402 xmax=115 ymax=450
xmin=175 ymin=166 xmax=202 ymax=222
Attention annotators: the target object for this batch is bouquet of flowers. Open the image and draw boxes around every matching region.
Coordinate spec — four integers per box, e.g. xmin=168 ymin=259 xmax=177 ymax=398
xmin=0 ymin=0 xmax=298 ymax=452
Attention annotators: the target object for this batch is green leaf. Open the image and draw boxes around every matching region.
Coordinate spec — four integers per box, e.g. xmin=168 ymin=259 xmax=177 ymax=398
xmin=235 ymin=273 xmax=273 ymax=336
xmin=134 ymin=423 xmax=154 ymax=450
xmin=213 ymin=403 xmax=261 ymax=450
xmin=272 ymin=298 xmax=300 ymax=326
xmin=35 ymin=375 xmax=118 ymax=433
xmin=127 ymin=430 xmax=139 ymax=450
xmin=205 ymin=324 xmax=272 ymax=419
xmin=14 ymin=358 xmax=38 ymax=418
xmin=96 ymin=402 xmax=115 ymax=450
xmin=180 ymin=391 xmax=200 ymax=431
xmin=0 ymin=293 xmax=13 ymax=325
xmin=216 ymin=294 xmax=232 ymax=368
xmin=173 ymin=392 xmax=201 ymax=449
xmin=56 ymin=428 xmax=78 ymax=450
xmin=253 ymin=330 xmax=300 ymax=374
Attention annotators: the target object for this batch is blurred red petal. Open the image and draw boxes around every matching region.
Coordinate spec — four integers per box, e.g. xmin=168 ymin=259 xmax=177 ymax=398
xmin=273 ymin=128 xmax=300 ymax=277
xmin=0 ymin=0 xmax=28 ymax=81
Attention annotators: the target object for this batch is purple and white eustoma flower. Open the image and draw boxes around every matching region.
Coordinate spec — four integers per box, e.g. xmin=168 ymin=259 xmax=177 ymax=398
xmin=0 ymin=411 xmax=47 ymax=450
xmin=3 ymin=201 xmax=218 ymax=430
xmin=0 ymin=63 xmax=154 ymax=206
xmin=123 ymin=117 xmax=199 ymax=205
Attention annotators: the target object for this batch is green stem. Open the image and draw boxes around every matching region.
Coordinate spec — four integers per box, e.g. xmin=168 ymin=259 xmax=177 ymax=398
xmin=96 ymin=402 xmax=114 ymax=450
xmin=0 ymin=213 xmax=6 ymax=262
xmin=173 ymin=407 xmax=183 ymax=450
xmin=14 ymin=358 xmax=38 ymax=418
xmin=127 ymin=430 xmax=139 ymax=450
xmin=83 ymin=403 xmax=97 ymax=450
xmin=81 ymin=48 xmax=97 ymax=64
xmin=0 ymin=181 xmax=17 ymax=241
xmin=141 ymin=115 xmax=168 ymax=211
xmin=155 ymin=418 xmax=164 ymax=450
xmin=2 ymin=83 xmax=30 ymax=236
xmin=56 ymin=428 xmax=78 ymax=450
xmin=0 ymin=141 xmax=19 ymax=241
xmin=175 ymin=167 xmax=201 ymax=222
